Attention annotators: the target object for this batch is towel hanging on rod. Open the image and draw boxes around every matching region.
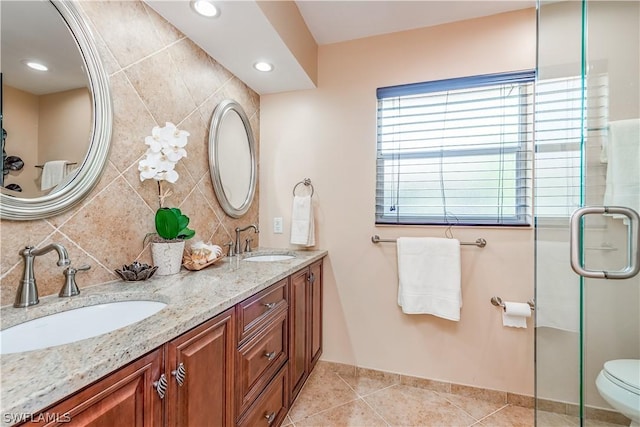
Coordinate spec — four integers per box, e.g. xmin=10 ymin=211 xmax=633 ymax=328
xmin=371 ymin=235 xmax=487 ymax=248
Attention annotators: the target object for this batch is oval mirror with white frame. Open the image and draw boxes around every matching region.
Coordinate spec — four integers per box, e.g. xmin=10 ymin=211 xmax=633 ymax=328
xmin=209 ymin=100 xmax=257 ymax=219
xmin=0 ymin=0 xmax=112 ymax=220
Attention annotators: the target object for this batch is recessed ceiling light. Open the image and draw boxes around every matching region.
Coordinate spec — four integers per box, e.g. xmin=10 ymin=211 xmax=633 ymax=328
xmin=254 ymin=62 xmax=273 ymax=72
xmin=23 ymin=61 xmax=48 ymax=72
xmin=191 ymin=0 xmax=219 ymax=18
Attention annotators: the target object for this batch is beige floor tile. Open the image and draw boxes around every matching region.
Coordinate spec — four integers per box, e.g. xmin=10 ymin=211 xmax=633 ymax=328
xmin=287 ymin=370 xmax=359 ymax=422
xmin=585 ymin=419 xmax=629 ymax=427
xmin=282 ymin=414 xmax=294 ymax=426
xmin=295 ymin=399 xmax=389 ymax=427
xmin=364 ymin=385 xmax=477 ymax=427
xmin=338 ymin=368 xmax=400 ymax=397
xmin=441 ymin=392 xmax=508 ymax=421
xmin=478 ymin=405 xmax=533 ymax=427
xmin=536 ymin=410 xmax=580 ymax=427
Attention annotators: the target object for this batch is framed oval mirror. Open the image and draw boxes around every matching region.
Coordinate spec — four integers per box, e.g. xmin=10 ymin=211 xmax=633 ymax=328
xmin=0 ymin=0 xmax=112 ymax=220
xmin=208 ymin=100 xmax=257 ymax=218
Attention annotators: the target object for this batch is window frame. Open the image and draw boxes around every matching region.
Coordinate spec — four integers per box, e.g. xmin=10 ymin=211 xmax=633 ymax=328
xmin=375 ymin=70 xmax=536 ymax=227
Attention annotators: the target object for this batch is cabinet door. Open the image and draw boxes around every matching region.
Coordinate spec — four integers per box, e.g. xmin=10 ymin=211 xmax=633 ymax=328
xmin=23 ymin=349 xmax=163 ymax=427
xmin=309 ymin=260 xmax=323 ymax=371
xmin=166 ymin=308 xmax=235 ymax=427
xmin=288 ymin=268 xmax=309 ymax=403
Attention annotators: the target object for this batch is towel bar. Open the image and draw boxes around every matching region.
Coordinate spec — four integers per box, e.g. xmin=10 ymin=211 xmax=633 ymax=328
xmin=371 ymin=235 xmax=487 ymax=248
xmin=491 ymin=296 xmax=535 ymax=311
xmin=35 ymin=162 xmax=77 ymax=169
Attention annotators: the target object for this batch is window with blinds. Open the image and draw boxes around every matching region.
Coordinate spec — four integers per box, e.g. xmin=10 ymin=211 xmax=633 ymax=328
xmin=376 ymin=71 xmax=535 ymax=226
xmin=534 ymin=73 xmax=608 ymax=218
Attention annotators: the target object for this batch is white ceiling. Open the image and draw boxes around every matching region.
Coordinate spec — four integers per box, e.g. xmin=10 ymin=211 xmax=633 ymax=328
xmin=296 ymin=1 xmax=536 ymax=45
xmin=1 ymin=1 xmax=536 ymax=97
xmin=147 ymin=0 xmax=535 ymax=95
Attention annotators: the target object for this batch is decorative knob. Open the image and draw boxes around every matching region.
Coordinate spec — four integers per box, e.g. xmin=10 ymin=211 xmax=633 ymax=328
xmin=171 ymin=362 xmax=187 ymax=387
xmin=262 ymin=302 xmax=276 ymax=310
xmin=263 ymin=351 xmax=276 ymax=361
xmin=153 ymin=374 xmax=168 ymax=399
xmin=264 ymin=412 xmax=276 ymax=425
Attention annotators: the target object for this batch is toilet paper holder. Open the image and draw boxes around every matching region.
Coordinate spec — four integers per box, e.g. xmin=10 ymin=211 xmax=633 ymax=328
xmin=491 ymin=296 xmax=535 ymax=311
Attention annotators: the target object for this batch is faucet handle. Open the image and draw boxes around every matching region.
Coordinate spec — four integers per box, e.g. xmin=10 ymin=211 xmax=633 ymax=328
xmin=244 ymin=238 xmax=254 ymax=253
xmin=59 ymin=264 xmax=90 ymax=298
xmin=225 ymin=241 xmax=234 ymax=257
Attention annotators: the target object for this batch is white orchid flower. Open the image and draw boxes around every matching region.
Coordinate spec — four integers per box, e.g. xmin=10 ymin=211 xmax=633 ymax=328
xmin=168 ymin=128 xmax=189 ymax=148
xmin=146 ymin=151 xmax=177 ymax=174
xmin=156 ymin=168 xmax=179 ymax=183
xmin=138 ymin=157 xmax=159 ymax=181
xmin=139 ymin=122 xmax=189 ymax=195
xmin=163 ymin=145 xmax=187 ymax=162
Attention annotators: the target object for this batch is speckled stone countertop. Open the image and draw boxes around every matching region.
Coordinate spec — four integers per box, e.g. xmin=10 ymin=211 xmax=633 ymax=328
xmin=0 ymin=248 xmax=327 ymax=425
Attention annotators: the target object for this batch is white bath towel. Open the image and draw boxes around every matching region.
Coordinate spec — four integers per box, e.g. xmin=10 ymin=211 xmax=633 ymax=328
xmin=397 ymin=237 xmax=461 ymax=321
xmin=41 ymin=160 xmax=70 ymax=191
xmin=603 ymin=119 xmax=640 ymax=221
xmin=290 ymin=195 xmax=315 ymax=247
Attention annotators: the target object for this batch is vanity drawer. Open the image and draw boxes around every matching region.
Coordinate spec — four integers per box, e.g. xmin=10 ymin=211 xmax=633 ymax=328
xmin=236 ymin=309 xmax=288 ymax=417
xmin=237 ymin=278 xmax=288 ymax=343
xmin=236 ymin=365 xmax=288 ymax=427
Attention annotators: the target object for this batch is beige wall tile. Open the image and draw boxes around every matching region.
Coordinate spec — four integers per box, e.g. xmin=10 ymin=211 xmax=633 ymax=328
xmin=124 ymin=49 xmax=198 ymax=125
xmin=81 ymin=1 xmax=166 ymax=69
xmin=0 ymin=0 xmax=259 ymax=304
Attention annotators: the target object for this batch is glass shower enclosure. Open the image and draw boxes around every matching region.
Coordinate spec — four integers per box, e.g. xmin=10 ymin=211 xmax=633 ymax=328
xmin=536 ymin=1 xmax=640 ymax=425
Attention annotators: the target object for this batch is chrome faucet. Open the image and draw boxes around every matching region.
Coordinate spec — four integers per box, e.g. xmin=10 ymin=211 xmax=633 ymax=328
xmin=234 ymin=224 xmax=259 ymax=255
xmin=15 ymin=243 xmax=71 ymax=308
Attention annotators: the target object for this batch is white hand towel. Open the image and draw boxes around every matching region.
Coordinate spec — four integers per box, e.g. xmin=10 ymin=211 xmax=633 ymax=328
xmin=603 ymin=119 xmax=640 ymax=221
xmin=41 ymin=160 xmax=70 ymax=191
xmin=290 ymin=195 xmax=315 ymax=247
xmin=397 ymin=237 xmax=461 ymax=321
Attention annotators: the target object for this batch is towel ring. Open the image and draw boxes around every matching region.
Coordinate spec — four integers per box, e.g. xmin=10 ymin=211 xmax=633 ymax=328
xmin=293 ymin=178 xmax=314 ymax=197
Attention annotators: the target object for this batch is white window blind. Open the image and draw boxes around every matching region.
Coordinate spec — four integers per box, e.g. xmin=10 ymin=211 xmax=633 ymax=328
xmin=376 ymin=71 xmax=535 ymax=226
xmin=534 ymin=73 xmax=609 ymax=218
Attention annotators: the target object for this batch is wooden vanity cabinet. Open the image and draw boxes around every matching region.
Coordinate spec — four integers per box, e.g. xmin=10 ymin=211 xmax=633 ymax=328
xmin=22 ymin=259 xmax=324 ymax=427
xmin=18 ymin=348 xmax=163 ymax=427
xmin=289 ymin=259 xmax=323 ymax=403
xmin=165 ymin=307 xmax=235 ymax=427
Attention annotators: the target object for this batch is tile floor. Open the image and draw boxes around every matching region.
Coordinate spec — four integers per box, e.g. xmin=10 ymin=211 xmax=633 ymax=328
xmin=283 ymin=363 xmax=624 ymax=427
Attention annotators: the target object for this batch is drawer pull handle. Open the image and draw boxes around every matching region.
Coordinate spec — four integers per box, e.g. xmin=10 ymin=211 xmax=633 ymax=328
xmin=171 ymin=362 xmax=187 ymax=387
xmin=264 ymin=411 xmax=276 ymax=425
xmin=263 ymin=302 xmax=276 ymax=310
xmin=263 ymin=351 xmax=276 ymax=361
xmin=153 ymin=374 xmax=168 ymax=399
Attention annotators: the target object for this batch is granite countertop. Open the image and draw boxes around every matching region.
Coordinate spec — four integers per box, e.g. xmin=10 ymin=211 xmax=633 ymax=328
xmin=0 ymin=248 xmax=327 ymax=424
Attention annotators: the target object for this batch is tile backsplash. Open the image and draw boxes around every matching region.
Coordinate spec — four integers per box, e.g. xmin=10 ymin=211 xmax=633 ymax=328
xmin=0 ymin=0 xmax=259 ymax=305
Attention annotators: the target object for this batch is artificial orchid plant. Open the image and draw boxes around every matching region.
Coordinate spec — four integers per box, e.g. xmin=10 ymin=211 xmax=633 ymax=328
xmin=138 ymin=122 xmax=195 ymax=241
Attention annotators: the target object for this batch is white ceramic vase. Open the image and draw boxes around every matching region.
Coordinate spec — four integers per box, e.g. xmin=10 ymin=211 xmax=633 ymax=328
xmin=151 ymin=240 xmax=185 ymax=276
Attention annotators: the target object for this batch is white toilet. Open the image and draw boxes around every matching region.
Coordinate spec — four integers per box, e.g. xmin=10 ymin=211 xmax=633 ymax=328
xmin=595 ymin=359 xmax=640 ymax=427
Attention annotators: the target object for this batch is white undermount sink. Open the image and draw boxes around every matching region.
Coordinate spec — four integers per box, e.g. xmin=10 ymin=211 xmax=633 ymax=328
xmin=0 ymin=300 xmax=167 ymax=355
xmin=243 ymin=254 xmax=296 ymax=262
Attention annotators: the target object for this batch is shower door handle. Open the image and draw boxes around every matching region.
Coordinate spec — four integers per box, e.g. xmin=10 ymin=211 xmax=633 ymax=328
xmin=570 ymin=206 xmax=640 ymax=279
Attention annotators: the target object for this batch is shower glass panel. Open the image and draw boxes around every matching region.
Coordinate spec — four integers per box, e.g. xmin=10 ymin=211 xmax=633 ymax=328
xmin=536 ymin=1 xmax=640 ymax=426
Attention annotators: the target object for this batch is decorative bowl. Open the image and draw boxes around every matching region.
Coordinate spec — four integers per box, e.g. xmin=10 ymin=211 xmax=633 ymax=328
xmin=115 ymin=261 xmax=158 ymax=281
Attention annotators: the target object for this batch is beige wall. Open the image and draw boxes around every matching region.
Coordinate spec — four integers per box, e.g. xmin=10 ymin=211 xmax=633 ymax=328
xmin=0 ymin=1 xmax=259 ymax=305
xmin=38 ymin=88 xmax=92 ymax=167
xmin=2 ymin=85 xmax=40 ymax=196
xmin=260 ymin=9 xmax=537 ymax=395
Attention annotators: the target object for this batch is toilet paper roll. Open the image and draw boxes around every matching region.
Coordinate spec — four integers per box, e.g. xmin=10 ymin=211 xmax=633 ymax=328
xmin=502 ymin=301 xmax=531 ymax=328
